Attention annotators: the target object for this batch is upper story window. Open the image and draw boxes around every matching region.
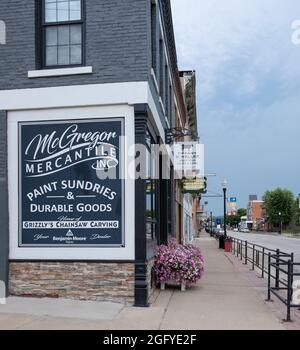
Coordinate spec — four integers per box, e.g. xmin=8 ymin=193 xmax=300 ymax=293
xmin=41 ymin=0 xmax=84 ymax=68
xmin=151 ymin=1 xmax=157 ymax=76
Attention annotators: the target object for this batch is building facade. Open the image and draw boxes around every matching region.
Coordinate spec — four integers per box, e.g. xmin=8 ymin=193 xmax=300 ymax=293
xmin=247 ymin=196 xmax=265 ymax=231
xmin=0 ymin=0 xmax=194 ymax=307
xmin=180 ymin=71 xmax=199 ymax=243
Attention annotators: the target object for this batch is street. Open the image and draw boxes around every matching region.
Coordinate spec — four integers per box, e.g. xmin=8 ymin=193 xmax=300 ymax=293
xmin=229 ymin=231 xmax=300 ymax=263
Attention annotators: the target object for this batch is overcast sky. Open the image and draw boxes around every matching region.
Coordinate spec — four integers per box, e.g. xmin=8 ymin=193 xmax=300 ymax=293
xmin=172 ymin=0 xmax=300 ymax=215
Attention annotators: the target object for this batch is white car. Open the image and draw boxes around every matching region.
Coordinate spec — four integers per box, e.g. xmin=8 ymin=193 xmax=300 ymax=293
xmin=241 ymin=228 xmax=250 ymax=233
xmin=233 ymin=228 xmax=239 ymax=232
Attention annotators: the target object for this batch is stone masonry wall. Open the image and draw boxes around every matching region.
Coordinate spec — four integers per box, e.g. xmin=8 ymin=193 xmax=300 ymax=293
xmin=9 ymin=262 xmax=135 ymax=304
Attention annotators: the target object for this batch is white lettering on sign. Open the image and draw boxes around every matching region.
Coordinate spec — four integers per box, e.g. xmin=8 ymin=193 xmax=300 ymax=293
xmin=173 ymin=142 xmax=204 ymax=177
xmin=24 ymin=124 xmax=119 ymax=177
xmin=26 ymin=180 xmax=116 ymax=202
xmin=23 ymin=221 xmax=119 ymax=229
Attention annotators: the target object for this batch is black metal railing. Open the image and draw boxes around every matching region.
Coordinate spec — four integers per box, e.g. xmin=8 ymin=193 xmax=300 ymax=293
xmin=229 ymin=236 xmax=300 ymax=322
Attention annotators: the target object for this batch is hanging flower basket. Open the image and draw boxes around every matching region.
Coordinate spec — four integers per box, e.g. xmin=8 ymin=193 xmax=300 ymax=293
xmin=154 ymin=239 xmax=204 ymax=291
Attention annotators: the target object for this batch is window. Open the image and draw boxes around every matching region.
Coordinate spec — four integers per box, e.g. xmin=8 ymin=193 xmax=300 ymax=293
xmin=151 ymin=1 xmax=157 ymax=75
xmin=159 ymin=37 xmax=164 ymax=96
xmin=41 ymin=0 xmax=84 ymax=68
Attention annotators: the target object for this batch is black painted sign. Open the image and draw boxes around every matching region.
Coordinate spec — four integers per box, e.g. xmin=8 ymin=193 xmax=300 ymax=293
xmin=19 ymin=119 xmax=124 ymax=247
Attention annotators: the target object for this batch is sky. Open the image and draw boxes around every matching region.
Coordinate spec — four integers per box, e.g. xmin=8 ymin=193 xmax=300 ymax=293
xmin=171 ymin=0 xmax=300 ymax=216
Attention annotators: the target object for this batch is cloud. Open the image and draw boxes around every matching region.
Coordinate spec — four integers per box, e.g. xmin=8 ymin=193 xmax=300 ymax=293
xmin=171 ymin=0 xmax=300 ymax=212
xmin=172 ymin=0 xmax=300 ymax=101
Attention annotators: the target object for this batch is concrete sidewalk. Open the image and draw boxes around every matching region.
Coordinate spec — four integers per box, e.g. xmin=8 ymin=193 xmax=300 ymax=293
xmin=0 ymin=235 xmax=286 ymax=330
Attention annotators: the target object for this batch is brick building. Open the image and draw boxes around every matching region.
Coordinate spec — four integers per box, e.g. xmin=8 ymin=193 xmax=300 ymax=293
xmin=0 ymin=0 xmax=193 ymax=307
xmin=247 ymin=196 xmax=265 ymax=231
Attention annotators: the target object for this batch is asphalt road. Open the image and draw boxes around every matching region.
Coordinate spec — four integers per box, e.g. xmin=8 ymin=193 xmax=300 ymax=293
xmin=228 ymin=231 xmax=300 ymax=264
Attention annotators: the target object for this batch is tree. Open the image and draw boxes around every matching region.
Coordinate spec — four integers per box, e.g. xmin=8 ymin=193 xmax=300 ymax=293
xmin=227 ymin=215 xmax=240 ymax=227
xmin=263 ymin=188 xmax=296 ymax=227
xmin=226 ymin=208 xmax=247 ymax=228
xmin=293 ymin=196 xmax=300 ymax=227
xmin=237 ymin=208 xmax=247 ymax=218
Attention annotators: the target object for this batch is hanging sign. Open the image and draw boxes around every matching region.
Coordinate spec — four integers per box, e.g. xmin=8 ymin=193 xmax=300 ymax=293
xmin=19 ymin=119 xmax=124 ymax=247
xmin=173 ymin=142 xmax=204 ymax=178
xmin=182 ymin=178 xmax=206 ymax=194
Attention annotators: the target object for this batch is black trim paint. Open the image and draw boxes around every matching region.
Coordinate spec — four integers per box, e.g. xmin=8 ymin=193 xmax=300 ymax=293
xmin=0 ymin=112 xmax=9 ymax=297
xmin=134 ymin=105 xmax=149 ymax=307
xmin=158 ymin=152 xmax=168 ymax=245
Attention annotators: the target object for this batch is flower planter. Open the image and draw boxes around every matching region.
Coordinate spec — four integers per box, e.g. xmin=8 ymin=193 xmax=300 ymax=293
xmin=154 ymin=239 xmax=204 ymax=291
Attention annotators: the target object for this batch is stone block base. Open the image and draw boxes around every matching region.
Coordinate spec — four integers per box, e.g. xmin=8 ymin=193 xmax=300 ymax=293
xmin=9 ymin=262 xmax=135 ymax=304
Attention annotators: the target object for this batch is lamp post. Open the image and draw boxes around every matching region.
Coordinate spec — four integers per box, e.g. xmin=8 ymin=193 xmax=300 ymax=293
xmin=278 ymin=212 xmax=282 ymax=235
xmin=210 ymin=211 xmax=213 ymax=236
xmin=222 ymin=180 xmax=228 ymax=239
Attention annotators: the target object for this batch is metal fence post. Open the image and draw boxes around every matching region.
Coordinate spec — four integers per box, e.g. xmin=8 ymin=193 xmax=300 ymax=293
xmin=286 ymin=260 xmax=292 ymax=322
xmin=245 ymin=241 xmax=248 ymax=265
xmin=267 ymin=253 xmax=271 ymax=301
xmin=275 ymin=249 xmax=280 ymax=290
xmin=291 ymin=253 xmax=294 ymax=292
xmin=252 ymin=245 xmax=255 ymax=271
xmin=261 ymin=248 xmax=265 ymax=278
xmin=240 ymin=241 xmax=243 ymax=261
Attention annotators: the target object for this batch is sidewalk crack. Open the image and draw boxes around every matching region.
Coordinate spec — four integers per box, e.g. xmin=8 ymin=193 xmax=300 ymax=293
xmin=158 ymin=290 xmax=174 ymax=330
xmin=13 ymin=314 xmax=45 ymax=330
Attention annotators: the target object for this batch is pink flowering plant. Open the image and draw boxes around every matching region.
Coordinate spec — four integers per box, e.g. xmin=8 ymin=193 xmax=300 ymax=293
xmin=154 ymin=239 xmax=204 ymax=285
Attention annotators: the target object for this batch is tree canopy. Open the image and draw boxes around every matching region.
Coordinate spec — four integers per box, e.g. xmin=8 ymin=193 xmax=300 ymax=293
xmin=263 ymin=188 xmax=296 ymax=226
xmin=226 ymin=208 xmax=247 ymax=227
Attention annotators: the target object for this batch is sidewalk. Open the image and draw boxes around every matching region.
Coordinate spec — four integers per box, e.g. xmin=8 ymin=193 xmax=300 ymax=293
xmin=0 ymin=235 xmax=286 ymax=330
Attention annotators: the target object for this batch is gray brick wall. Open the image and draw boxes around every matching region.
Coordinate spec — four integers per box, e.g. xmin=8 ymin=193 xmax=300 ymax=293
xmin=0 ymin=0 xmax=167 ymax=127
xmin=0 ymin=111 xmax=8 ymax=296
xmin=0 ymin=0 xmax=149 ymax=90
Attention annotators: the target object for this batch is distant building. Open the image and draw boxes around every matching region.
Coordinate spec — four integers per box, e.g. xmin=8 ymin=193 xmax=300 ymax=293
xmin=179 ymin=70 xmax=199 ymax=243
xmin=247 ymin=195 xmax=265 ymax=231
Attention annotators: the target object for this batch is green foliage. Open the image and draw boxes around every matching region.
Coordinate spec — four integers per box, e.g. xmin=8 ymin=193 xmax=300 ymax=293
xmin=226 ymin=208 xmax=247 ymax=227
xmin=263 ymin=188 xmax=296 ymax=226
xmin=294 ymin=197 xmax=300 ymax=227
xmin=227 ymin=215 xmax=240 ymax=227
xmin=237 ymin=208 xmax=247 ymax=217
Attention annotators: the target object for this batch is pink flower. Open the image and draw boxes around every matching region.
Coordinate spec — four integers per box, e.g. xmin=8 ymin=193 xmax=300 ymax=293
xmin=154 ymin=240 xmax=205 ymax=285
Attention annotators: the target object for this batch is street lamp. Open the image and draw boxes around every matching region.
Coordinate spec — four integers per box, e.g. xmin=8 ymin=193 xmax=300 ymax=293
xmin=222 ymin=180 xmax=228 ymax=239
xmin=278 ymin=212 xmax=282 ymax=235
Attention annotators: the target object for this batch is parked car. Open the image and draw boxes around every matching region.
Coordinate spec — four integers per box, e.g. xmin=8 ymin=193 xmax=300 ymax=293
xmin=213 ymin=228 xmax=224 ymax=239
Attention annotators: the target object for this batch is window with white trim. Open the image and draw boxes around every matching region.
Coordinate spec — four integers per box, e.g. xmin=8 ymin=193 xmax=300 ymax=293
xmin=40 ymin=0 xmax=84 ymax=68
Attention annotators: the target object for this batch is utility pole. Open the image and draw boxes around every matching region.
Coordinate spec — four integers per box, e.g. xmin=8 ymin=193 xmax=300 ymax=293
xmin=278 ymin=212 xmax=282 ymax=235
xmin=222 ymin=180 xmax=228 ymax=239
